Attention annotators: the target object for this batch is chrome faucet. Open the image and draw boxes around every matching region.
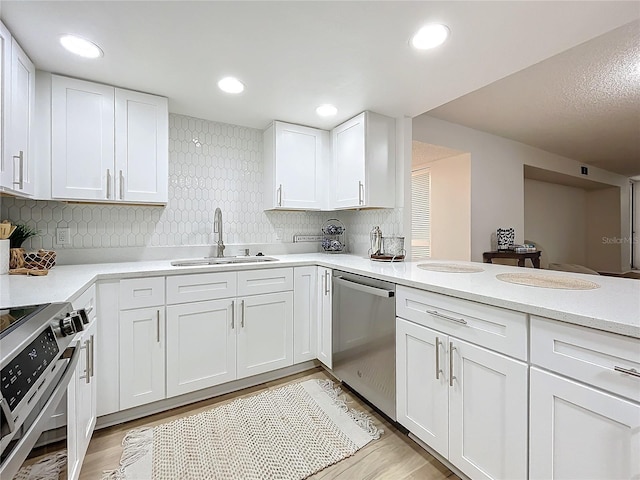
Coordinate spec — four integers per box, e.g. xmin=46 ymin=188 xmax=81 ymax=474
xmin=213 ymin=207 xmax=225 ymax=257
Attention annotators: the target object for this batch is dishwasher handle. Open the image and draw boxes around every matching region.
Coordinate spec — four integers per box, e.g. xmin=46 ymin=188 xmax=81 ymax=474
xmin=334 ymin=276 xmax=395 ymax=298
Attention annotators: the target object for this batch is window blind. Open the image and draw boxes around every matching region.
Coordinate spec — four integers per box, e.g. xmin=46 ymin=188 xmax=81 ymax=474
xmin=411 ymin=167 xmax=431 ymax=259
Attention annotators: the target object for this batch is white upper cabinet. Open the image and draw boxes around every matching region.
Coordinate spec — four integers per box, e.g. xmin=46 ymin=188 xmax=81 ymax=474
xmin=115 ymin=88 xmax=168 ymax=203
xmin=331 ymin=111 xmax=395 ymax=209
xmin=0 ymin=22 xmax=35 ymax=197
xmin=50 ymin=74 xmax=168 ymax=204
xmin=264 ymin=121 xmax=328 ymax=210
xmin=51 ymin=75 xmax=114 ymax=201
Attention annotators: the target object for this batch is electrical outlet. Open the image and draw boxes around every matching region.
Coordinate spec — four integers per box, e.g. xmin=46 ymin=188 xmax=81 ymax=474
xmin=275 ymin=228 xmax=284 ymax=241
xmin=56 ymin=227 xmax=71 ymax=246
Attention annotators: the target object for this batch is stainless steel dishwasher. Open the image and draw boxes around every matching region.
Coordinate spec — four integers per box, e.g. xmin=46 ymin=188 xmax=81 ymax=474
xmin=332 ymin=270 xmax=396 ymax=421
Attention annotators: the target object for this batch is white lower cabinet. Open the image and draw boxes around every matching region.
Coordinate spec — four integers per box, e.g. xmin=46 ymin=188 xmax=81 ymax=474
xmin=529 ymin=316 xmax=640 ymax=480
xmin=397 ymin=317 xmax=528 ymax=480
xmin=237 ymin=292 xmax=293 ymax=378
xmin=293 ymin=266 xmax=317 ymax=364
xmin=67 ymin=319 xmax=97 ymax=480
xmin=529 ymin=367 xmax=640 ymax=480
xmin=164 ymin=269 xmax=294 ymax=399
xmin=166 ymin=299 xmax=236 ymax=397
xmin=316 ymin=267 xmax=332 ymax=369
xmin=119 ymin=306 xmax=166 ymax=409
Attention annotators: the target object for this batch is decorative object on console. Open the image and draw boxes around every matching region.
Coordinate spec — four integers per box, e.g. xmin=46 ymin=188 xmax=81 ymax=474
xmin=322 ymin=219 xmax=346 ymax=253
xmin=496 ymin=227 xmax=515 ymax=250
xmin=371 ymin=234 xmax=406 ymax=262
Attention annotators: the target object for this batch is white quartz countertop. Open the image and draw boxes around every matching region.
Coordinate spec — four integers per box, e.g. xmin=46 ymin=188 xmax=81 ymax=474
xmin=1 ymin=253 xmax=639 ymax=338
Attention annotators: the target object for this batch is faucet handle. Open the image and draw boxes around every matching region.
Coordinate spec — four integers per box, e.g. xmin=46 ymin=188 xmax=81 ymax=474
xmin=244 ymin=248 xmax=250 ymax=256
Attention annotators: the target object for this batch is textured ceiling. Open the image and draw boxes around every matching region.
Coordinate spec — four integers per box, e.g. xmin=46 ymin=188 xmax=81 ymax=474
xmin=426 ymin=20 xmax=640 ymax=177
xmin=0 ymin=1 xmax=637 ymax=131
xmin=412 ymin=141 xmax=465 ymax=168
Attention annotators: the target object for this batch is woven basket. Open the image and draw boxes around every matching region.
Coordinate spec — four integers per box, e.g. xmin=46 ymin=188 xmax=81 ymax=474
xmin=23 ymin=250 xmax=56 ymax=270
xmin=9 ymin=248 xmax=25 ymax=269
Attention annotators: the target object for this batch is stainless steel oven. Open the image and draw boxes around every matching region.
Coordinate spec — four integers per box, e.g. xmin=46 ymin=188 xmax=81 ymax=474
xmin=332 ymin=271 xmax=396 ymax=421
xmin=0 ymin=303 xmax=87 ymax=479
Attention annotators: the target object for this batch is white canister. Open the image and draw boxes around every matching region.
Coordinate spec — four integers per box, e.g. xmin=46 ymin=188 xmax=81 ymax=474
xmin=0 ymin=239 xmax=9 ymax=274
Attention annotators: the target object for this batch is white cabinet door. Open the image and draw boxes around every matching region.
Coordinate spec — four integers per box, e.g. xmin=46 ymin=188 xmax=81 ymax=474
xmin=332 ymin=114 xmax=365 ymax=209
xmin=0 ymin=22 xmax=11 ymax=191
xmin=264 ymin=121 xmax=327 ymax=210
xmin=396 ymin=318 xmax=449 ymax=458
xmin=316 ymin=267 xmax=332 ymax=369
xmin=96 ymin=281 xmax=120 ymax=417
xmin=530 ymin=367 xmax=640 ymax=480
xmin=120 ymin=307 xmax=165 ymax=409
xmin=4 ymin=38 xmax=35 ymax=196
xmin=51 ymin=75 xmax=114 ymax=201
xmin=68 ymin=320 xmax=97 ymax=480
xmin=166 ymin=299 xmax=236 ymax=397
xmin=236 ymin=292 xmax=293 ymax=379
xmin=115 ymin=88 xmax=168 ymax=204
xmin=449 ymin=339 xmax=528 ymax=480
xmin=293 ymin=266 xmax=317 ymax=364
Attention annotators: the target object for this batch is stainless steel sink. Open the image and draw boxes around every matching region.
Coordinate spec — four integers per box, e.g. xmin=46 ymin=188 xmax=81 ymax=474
xmin=170 ymin=256 xmax=279 ymax=267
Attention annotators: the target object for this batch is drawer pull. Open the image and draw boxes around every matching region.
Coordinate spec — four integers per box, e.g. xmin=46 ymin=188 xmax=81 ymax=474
xmin=231 ymin=300 xmax=235 ymax=329
xmin=614 ymin=366 xmax=640 ymax=378
xmin=427 ymin=310 xmax=468 ymax=325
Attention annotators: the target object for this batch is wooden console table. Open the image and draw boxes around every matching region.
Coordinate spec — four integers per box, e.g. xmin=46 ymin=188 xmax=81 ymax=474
xmin=483 ymin=250 xmax=541 ymax=268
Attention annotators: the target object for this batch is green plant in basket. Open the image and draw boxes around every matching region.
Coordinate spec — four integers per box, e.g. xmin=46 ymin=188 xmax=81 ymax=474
xmin=9 ymin=224 xmax=39 ymax=248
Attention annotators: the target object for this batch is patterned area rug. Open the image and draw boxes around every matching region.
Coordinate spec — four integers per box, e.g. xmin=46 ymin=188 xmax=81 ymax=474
xmin=104 ymin=379 xmax=382 ymax=480
xmin=496 ymin=272 xmax=600 ymax=290
xmin=13 ymin=451 xmax=66 ymax=480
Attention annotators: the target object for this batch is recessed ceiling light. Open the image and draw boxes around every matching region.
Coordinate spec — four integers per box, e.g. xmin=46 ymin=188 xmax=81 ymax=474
xmin=411 ymin=24 xmax=450 ymax=50
xmin=316 ymin=104 xmax=337 ymax=117
xmin=59 ymin=34 xmax=103 ymax=58
xmin=218 ymin=77 xmax=245 ymax=94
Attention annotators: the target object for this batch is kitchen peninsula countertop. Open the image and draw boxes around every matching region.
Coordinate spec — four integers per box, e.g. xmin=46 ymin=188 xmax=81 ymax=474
xmin=1 ymin=254 xmax=638 ymax=338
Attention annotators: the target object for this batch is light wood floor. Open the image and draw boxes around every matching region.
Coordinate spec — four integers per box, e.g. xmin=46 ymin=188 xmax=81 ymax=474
xmin=74 ymin=368 xmax=458 ymax=479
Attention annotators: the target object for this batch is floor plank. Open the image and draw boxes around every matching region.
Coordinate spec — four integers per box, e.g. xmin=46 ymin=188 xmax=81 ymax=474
xmin=77 ymin=368 xmax=459 ymax=480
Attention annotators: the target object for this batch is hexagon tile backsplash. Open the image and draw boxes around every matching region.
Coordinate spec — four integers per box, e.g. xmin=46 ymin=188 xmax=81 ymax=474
xmin=0 ymin=113 xmax=403 ymax=257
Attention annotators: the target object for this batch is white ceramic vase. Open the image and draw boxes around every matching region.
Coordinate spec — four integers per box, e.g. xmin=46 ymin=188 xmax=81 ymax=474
xmin=0 ymin=239 xmax=9 ymax=274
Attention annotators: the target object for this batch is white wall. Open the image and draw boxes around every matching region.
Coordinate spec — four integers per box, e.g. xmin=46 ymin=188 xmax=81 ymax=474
xmin=524 ymin=179 xmax=587 ymax=268
xmin=413 ymin=151 xmax=471 ymax=261
xmin=412 ymin=115 xmax=631 ymax=271
xmin=586 ymin=186 xmax=622 ymax=272
xmin=635 ymin=181 xmax=640 ymax=269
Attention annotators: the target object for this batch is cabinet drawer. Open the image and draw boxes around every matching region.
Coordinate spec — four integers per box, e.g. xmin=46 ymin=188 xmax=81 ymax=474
xmin=119 ymin=277 xmax=165 ymax=310
xmin=166 ymin=272 xmax=237 ymax=305
xmin=396 ymin=286 xmax=527 ymax=360
xmin=72 ymin=284 xmax=97 ymax=321
xmin=531 ymin=316 xmax=640 ymax=401
xmin=237 ymin=268 xmax=293 ymax=296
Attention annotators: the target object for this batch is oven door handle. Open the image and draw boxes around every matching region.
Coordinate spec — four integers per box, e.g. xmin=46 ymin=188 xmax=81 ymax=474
xmin=0 ymin=341 xmax=81 ymax=480
xmin=334 ymin=276 xmax=395 ymax=298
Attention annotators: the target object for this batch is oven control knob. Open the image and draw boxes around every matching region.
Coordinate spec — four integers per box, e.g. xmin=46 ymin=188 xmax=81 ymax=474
xmin=59 ymin=316 xmax=76 ymax=337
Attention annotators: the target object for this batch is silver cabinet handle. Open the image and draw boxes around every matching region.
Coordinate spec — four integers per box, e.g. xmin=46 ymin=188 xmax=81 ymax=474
xmin=449 ymin=342 xmax=456 ymax=387
xmin=358 ymin=181 xmax=364 ymax=205
xmin=231 ymin=300 xmax=235 ymax=329
xmin=85 ymin=305 xmax=94 ymax=316
xmin=12 ymin=151 xmax=24 ymax=189
xmin=89 ymin=334 xmax=95 ymax=379
xmin=119 ymin=170 xmax=124 ymax=200
xmin=106 ymin=169 xmax=111 ymax=199
xmin=241 ymin=300 xmax=245 ymax=328
xmin=277 ymin=184 xmax=282 ymax=206
xmin=156 ymin=310 xmax=160 ymax=343
xmin=614 ymin=366 xmax=640 ymax=378
xmin=435 ymin=337 xmax=441 ymax=380
xmin=83 ymin=339 xmax=91 ymax=383
xmin=324 ymin=270 xmax=330 ymax=295
xmin=427 ymin=310 xmax=468 ymax=325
